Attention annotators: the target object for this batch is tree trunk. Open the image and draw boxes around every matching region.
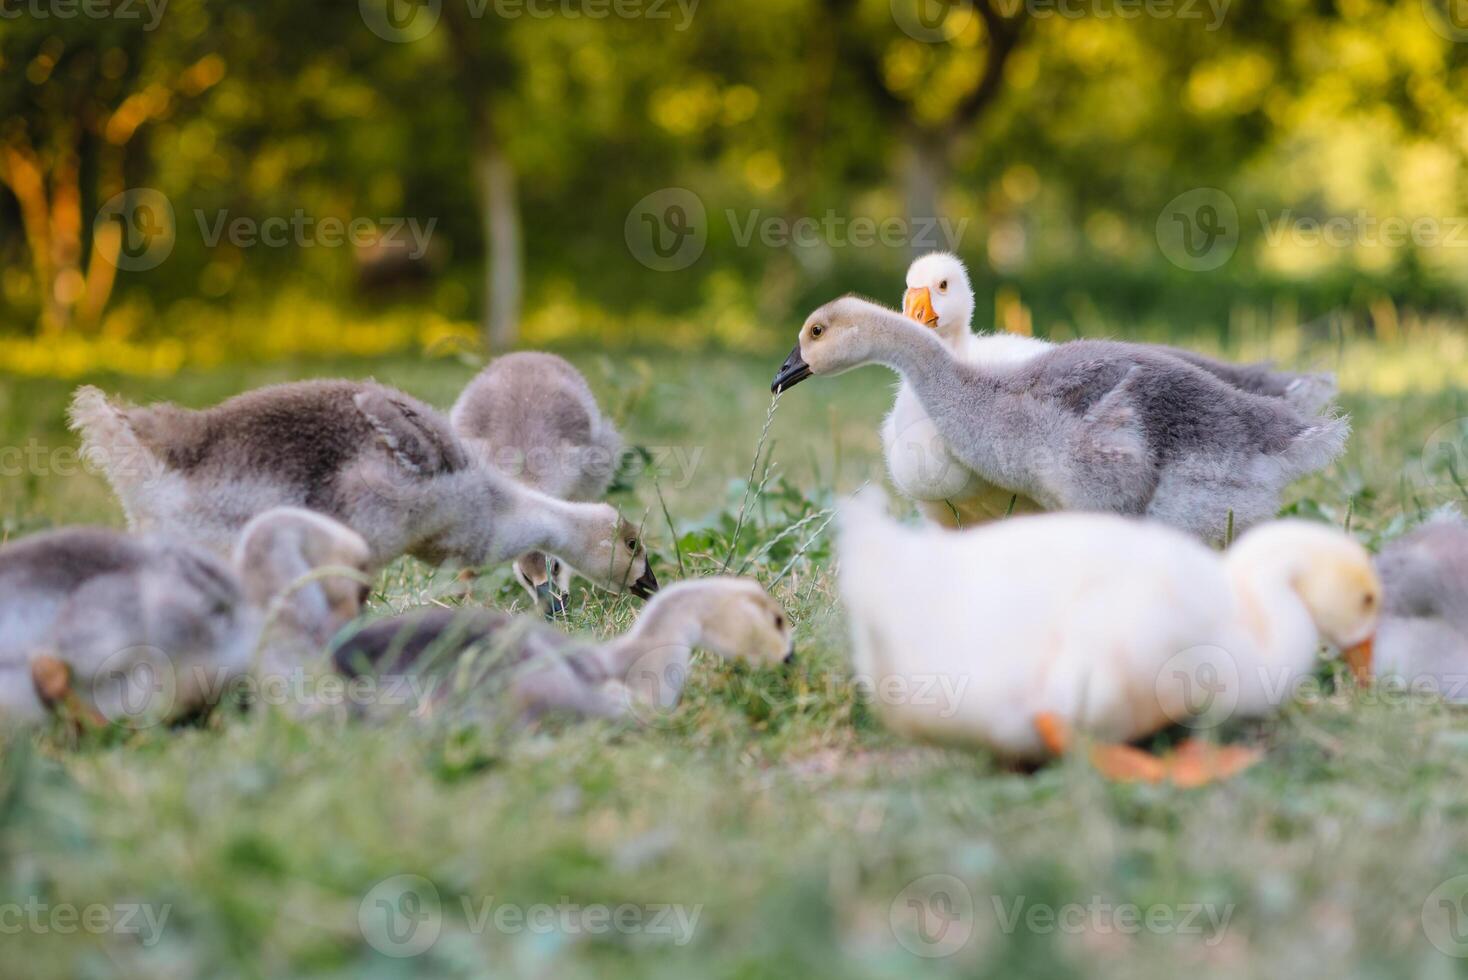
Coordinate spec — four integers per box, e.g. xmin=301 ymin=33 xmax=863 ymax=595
xmin=901 ymin=130 xmax=949 ymax=259
xmin=476 ymin=137 xmax=522 ymax=352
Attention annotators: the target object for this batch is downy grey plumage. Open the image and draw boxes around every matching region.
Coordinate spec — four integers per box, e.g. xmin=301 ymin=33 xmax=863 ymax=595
xmin=68 ymin=380 xmax=657 ymax=597
xmin=0 ymin=507 xmax=370 ymax=725
xmin=773 ymin=296 xmax=1348 ymax=541
xmin=332 ymin=577 xmax=792 ymax=723
xmin=1375 ymin=510 xmax=1468 ymax=700
xmin=450 ymin=352 xmax=626 ymax=612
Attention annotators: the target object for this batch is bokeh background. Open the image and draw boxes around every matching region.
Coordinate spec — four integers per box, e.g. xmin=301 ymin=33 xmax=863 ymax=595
xmin=4 ymin=0 xmax=1468 ymax=377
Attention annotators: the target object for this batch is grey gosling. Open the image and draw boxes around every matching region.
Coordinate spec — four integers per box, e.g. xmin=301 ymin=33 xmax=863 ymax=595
xmin=1374 ymin=510 xmax=1468 ymax=700
xmin=450 ymin=352 xmax=625 ymax=613
xmin=0 ymin=507 xmax=370 ymax=727
xmin=773 ymin=296 xmax=1348 ymax=542
xmin=332 ymin=577 xmax=792 ymax=722
xmin=69 ymin=380 xmax=657 ymax=597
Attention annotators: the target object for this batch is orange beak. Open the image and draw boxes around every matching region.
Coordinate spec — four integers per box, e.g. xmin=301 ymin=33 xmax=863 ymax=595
xmin=1342 ymin=636 xmax=1374 ymax=686
xmin=903 ymin=287 xmax=939 ymax=327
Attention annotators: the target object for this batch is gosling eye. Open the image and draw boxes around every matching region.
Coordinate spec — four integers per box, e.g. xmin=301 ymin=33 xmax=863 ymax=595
xmin=1362 ymin=592 xmax=1377 ymax=611
xmin=774 ymin=614 xmax=785 ymax=630
xmin=625 ymin=537 xmax=640 ymax=551
xmin=938 ymin=279 xmax=949 ymax=292
xmin=810 ymin=324 xmax=824 ymax=339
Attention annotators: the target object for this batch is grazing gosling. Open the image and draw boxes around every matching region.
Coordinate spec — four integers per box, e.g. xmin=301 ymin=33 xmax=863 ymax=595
xmin=775 ymin=296 xmax=1348 ymax=542
xmin=1374 ymin=510 xmax=1468 ymax=700
xmin=69 ymin=380 xmax=657 ymax=597
xmin=0 ymin=507 xmax=370 ymax=726
xmin=332 ymin=577 xmax=793 ymax=722
xmin=451 ymin=352 xmax=625 ymax=613
xmin=837 ymin=493 xmax=1379 ymax=784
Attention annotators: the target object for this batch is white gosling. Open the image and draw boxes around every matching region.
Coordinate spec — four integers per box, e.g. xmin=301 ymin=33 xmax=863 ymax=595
xmin=0 ymin=507 xmax=371 ymax=727
xmin=451 ymin=352 xmax=625 ymax=613
xmin=1374 ymin=509 xmax=1468 ymax=700
xmin=836 ymin=494 xmax=1380 ymax=783
xmin=774 ymin=296 xmax=1348 ymax=542
xmin=69 ymin=380 xmax=657 ymax=598
xmin=331 ymin=577 xmax=793 ymax=722
xmin=886 ymin=254 xmax=1049 ymax=526
xmin=886 ymin=253 xmax=1337 ymax=528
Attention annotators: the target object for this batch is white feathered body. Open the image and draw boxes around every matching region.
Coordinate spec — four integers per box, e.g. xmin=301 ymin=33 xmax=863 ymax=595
xmin=882 ymin=332 xmax=1049 ymax=526
xmin=837 ymin=505 xmax=1306 ymax=761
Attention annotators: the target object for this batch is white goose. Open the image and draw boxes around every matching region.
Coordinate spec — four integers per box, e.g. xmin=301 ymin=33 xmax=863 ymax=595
xmin=883 ymin=254 xmax=1048 ymax=526
xmin=837 ymin=493 xmax=1379 ymax=783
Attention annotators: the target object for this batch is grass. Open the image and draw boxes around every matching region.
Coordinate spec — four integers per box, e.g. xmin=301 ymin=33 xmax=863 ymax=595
xmin=4 ymin=331 xmax=1468 ymax=979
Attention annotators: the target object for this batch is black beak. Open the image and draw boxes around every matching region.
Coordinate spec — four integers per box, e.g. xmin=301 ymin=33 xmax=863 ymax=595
xmin=536 ymin=582 xmax=568 ymax=618
xmin=782 ymin=648 xmax=796 ymax=666
xmin=771 ymin=343 xmax=812 ymax=393
xmin=629 ymin=563 xmax=660 ymax=599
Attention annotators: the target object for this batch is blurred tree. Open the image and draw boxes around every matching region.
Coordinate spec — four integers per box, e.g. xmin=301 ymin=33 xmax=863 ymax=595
xmin=0 ymin=10 xmax=220 ymax=334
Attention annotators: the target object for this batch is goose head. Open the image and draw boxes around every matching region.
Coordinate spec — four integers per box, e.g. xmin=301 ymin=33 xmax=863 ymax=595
xmin=233 ymin=507 xmax=374 ymax=648
xmin=1229 ymin=521 xmax=1381 ymax=682
xmin=1375 ymin=510 xmax=1467 ymax=621
xmin=685 ymin=577 xmax=795 ymax=666
xmin=772 ymin=295 xmax=909 ymax=393
xmin=558 ymin=505 xmax=659 ymax=599
xmin=513 ymin=551 xmax=570 ymax=616
xmin=903 ymin=252 xmax=975 ymax=349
